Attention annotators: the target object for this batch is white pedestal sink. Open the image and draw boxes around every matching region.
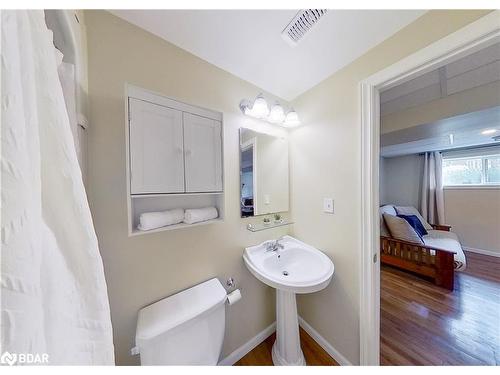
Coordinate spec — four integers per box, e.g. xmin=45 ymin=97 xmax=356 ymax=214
xmin=243 ymin=236 xmax=334 ymax=366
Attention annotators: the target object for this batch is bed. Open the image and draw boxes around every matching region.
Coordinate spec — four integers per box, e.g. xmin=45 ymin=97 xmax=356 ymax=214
xmin=379 ymin=205 xmax=466 ymax=290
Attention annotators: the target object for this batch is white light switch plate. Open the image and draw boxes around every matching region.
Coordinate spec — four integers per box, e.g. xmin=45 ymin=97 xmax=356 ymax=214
xmin=264 ymin=194 xmax=270 ymax=205
xmin=323 ymin=198 xmax=334 ymax=213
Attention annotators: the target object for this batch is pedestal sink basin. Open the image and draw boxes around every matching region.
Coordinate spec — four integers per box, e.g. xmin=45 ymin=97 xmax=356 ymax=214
xmin=243 ymin=235 xmax=334 ymax=366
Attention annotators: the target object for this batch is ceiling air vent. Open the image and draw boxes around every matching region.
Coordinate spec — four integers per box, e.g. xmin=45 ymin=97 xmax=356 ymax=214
xmin=281 ymin=9 xmax=328 ymax=47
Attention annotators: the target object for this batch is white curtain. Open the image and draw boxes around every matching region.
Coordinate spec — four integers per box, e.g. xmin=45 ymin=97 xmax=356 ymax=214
xmin=1 ymin=10 xmax=114 ymax=365
xmin=56 ymin=50 xmax=87 ymax=184
xmin=420 ymin=151 xmax=445 ymax=225
xmin=56 ymin=51 xmax=80 ymax=166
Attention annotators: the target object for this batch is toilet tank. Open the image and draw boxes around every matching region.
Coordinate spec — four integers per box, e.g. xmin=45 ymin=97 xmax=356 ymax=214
xmin=135 ymin=278 xmax=227 ymax=365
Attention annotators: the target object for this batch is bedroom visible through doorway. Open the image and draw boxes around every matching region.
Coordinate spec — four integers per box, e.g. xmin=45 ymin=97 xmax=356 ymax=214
xmin=377 ymin=38 xmax=500 ymax=365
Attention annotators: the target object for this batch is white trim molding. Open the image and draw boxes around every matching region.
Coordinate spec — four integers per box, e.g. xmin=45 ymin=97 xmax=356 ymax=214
xmin=218 ymin=322 xmax=276 ymax=366
xmin=360 ymin=11 xmax=500 ymax=366
xmin=360 ymin=79 xmax=381 ymax=367
xmin=298 ymin=316 xmax=352 ymax=366
xmin=463 ymin=246 xmax=500 ymax=258
xmin=444 ymin=185 xmax=500 ymax=190
xmin=218 ymin=317 xmax=353 ymax=366
xmin=126 ymin=83 xmax=223 ymax=122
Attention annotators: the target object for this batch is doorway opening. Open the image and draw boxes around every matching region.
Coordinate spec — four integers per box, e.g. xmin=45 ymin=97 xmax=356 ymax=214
xmin=359 ymin=11 xmax=499 ymax=365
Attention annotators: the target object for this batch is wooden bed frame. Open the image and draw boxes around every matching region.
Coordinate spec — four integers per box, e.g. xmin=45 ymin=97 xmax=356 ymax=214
xmin=380 ymin=224 xmax=455 ymax=290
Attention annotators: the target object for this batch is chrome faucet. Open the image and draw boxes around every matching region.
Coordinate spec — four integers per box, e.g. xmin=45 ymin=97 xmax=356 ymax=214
xmin=266 ymin=236 xmax=285 ymax=252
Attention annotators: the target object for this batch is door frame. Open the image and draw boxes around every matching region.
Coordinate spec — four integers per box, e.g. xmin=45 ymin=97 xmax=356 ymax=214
xmin=359 ymin=11 xmax=500 ymax=365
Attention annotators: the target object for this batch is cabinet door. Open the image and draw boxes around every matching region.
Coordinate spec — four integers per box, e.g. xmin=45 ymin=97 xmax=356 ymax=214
xmin=183 ymin=113 xmax=223 ymax=192
xmin=129 ymin=98 xmax=184 ymax=194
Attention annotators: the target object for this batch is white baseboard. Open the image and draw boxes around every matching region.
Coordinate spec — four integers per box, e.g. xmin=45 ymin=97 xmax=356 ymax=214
xmin=218 ymin=322 xmax=276 ymax=366
xmin=218 ymin=318 xmax=352 ymax=366
xmin=463 ymin=246 xmax=500 ymax=258
xmin=298 ymin=316 xmax=352 ymax=366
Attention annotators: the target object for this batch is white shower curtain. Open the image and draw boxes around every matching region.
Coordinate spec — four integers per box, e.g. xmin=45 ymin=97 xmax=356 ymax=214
xmin=420 ymin=151 xmax=445 ymax=225
xmin=1 ymin=10 xmax=114 ymax=365
xmin=56 ymin=50 xmax=82 ymax=169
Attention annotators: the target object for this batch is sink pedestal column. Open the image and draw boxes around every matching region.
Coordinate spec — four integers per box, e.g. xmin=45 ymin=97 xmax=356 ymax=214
xmin=272 ymin=289 xmax=306 ymax=366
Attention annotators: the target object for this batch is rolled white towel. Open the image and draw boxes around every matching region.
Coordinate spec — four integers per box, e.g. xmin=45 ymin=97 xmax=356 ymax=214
xmin=137 ymin=208 xmax=184 ymax=231
xmin=184 ymin=207 xmax=218 ymax=224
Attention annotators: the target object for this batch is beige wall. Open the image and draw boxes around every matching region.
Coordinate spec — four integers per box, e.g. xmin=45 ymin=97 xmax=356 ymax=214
xmin=85 ymin=10 xmax=291 ymax=365
xmin=289 ymin=10 xmax=491 ymax=364
xmin=381 ymin=80 xmax=500 ymax=134
xmin=380 ymin=155 xmax=424 ymax=207
xmin=444 ymin=188 xmax=500 ymax=254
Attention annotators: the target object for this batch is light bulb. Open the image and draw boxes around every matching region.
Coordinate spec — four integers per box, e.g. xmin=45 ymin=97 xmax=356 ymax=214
xmin=268 ymin=103 xmax=285 ymax=123
xmin=239 ymin=99 xmax=254 ymax=117
xmin=284 ymin=109 xmax=300 ymax=127
xmin=251 ymin=95 xmax=270 ymax=118
xmin=481 ymin=129 xmax=497 ymax=135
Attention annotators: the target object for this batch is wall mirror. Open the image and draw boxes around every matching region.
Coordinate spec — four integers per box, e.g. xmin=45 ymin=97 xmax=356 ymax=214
xmin=239 ymin=128 xmax=289 ymax=217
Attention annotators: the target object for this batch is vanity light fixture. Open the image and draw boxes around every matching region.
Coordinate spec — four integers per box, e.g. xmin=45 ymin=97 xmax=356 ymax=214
xmin=269 ymin=102 xmax=286 ymax=123
xmin=240 ymin=94 xmax=269 ymax=119
xmin=283 ymin=108 xmax=300 ymax=128
xmin=251 ymin=94 xmax=270 ymax=118
xmin=240 ymin=94 xmax=301 ymax=127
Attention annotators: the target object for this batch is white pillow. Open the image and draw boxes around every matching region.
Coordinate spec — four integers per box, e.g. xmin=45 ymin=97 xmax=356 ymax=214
xmin=383 ymin=214 xmax=424 ymax=244
xmin=379 ymin=205 xmax=396 ymax=237
xmin=395 ymin=206 xmax=432 ymax=230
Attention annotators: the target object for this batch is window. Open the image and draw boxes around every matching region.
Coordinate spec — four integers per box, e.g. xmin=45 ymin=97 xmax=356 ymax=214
xmin=442 ymin=149 xmax=500 ymax=186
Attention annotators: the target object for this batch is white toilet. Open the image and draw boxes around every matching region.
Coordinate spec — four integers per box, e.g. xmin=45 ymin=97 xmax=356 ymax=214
xmin=135 ymin=278 xmax=227 ymax=365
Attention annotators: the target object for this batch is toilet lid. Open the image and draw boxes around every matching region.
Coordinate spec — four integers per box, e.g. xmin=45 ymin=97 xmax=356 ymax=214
xmin=136 ymin=278 xmax=226 ymax=342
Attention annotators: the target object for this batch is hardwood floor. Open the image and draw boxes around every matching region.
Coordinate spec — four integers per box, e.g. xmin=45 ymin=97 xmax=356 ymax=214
xmin=235 ymin=327 xmax=338 ymax=366
xmin=381 ymin=251 xmax=500 ymax=365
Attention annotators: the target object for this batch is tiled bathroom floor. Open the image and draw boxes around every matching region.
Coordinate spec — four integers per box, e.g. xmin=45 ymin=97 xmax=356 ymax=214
xmin=235 ymin=327 xmax=338 ymax=366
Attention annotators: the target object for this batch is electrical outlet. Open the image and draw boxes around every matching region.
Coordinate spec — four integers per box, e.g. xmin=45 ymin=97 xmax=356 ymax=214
xmin=323 ymin=198 xmax=334 ymax=213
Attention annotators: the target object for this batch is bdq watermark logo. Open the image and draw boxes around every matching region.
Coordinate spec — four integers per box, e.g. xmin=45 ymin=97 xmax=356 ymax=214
xmin=1 ymin=351 xmax=49 ymax=365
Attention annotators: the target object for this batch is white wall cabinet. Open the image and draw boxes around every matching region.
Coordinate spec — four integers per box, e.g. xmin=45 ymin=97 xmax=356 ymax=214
xmin=129 ymin=98 xmax=185 ymax=194
xmin=183 ymin=113 xmax=223 ymax=192
xmin=128 ymin=96 xmax=223 ymax=195
xmin=125 ymin=85 xmax=224 ymax=235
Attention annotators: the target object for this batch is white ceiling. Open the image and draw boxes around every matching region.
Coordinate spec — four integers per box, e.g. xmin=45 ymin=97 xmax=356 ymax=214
xmin=381 ymin=42 xmax=500 ymax=116
xmin=110 ymin=9 xmax=426 ymax=100
xmin=381 ymin=106 xmax=500 ymax=157
xmin=380 ymin=42 xmax=500 ymax=157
